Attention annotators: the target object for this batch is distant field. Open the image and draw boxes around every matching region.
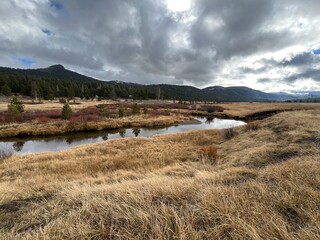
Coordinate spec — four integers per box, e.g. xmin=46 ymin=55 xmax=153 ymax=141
xmin=214 ymin=102 xmax=320 ymax=118
xmin=0 ymin=99 xmax=109 ymax=111
xmin=0 ymin=110 xmax=319 ymax=239
xmin=0 ymin=98 xmax=319 ymax=117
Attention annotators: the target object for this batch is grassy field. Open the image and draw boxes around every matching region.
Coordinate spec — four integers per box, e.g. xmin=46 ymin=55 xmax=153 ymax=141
xmin=0 ymin=109 xmax=319 ymax=239
xmin=1 ymin=98 xmax=319 ymax=138
xmin=1 ymin=98 xmax=318 ymax=117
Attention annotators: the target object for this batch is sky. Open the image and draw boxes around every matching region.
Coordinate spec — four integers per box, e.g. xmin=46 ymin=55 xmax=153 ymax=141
xmin=1 ymin=0 xmax=320 ymax=92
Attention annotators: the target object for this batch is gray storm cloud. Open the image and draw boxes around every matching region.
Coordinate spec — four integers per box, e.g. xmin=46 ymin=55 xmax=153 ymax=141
xmin=0 ymin=0 xmax=320 ymax=91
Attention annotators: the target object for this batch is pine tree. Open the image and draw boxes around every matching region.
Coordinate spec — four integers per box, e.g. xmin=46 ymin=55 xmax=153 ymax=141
xmin=8 ymin=97 xmax=24 ymax=116
xmin=118 ymin=107 xmax=126 ymax=118
xmin=97 ymin=104 xmax=109 ymax=117
xmin=61 ymin=104 xmax=72 ymax=120
xmin=132 ymin=103 xmax=140 ymax=115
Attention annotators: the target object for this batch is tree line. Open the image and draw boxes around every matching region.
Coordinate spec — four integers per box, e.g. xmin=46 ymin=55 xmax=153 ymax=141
xmin=0 ymin=70 xmax=164 ymax=100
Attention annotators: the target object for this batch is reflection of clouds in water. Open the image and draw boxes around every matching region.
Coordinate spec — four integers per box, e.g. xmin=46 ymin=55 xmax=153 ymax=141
xmin=0 ymin=118 xmax=246 ymax=155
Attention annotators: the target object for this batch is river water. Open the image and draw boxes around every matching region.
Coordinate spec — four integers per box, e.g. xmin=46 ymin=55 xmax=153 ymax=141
xmin=0 ymin=117 xmax=246 ymax=155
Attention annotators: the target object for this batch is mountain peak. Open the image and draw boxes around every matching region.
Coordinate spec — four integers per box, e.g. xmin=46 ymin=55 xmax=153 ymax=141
xmin=47 ymin=64 xmax=65 ymax=70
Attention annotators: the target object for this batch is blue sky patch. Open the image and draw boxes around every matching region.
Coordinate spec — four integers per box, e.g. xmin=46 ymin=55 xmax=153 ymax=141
xmin=49 ymin=0 xmax=63 ymax=11
xmin=42 ymin=28 xmax=53 ymax=36
xmin=312 ymin=49 xmax=320 ymax=55
xmin=14 ymin=57 xmax=36 ymax=67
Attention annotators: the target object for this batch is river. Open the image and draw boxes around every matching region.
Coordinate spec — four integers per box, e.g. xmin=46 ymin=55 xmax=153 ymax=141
xmin=0 ymin=117 xmax=246 ymax=154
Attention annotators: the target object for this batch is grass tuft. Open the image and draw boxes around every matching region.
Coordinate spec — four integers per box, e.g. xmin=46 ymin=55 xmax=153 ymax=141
xmin=0 ymin=147 xmax=13 ymax=160
xmin=245 ymin=121 xmax=259 ymax=131
xmin=200 ymin=145 xmax=218 ymax=164
xmin=224 ymin=127 xmax=237 ymax=140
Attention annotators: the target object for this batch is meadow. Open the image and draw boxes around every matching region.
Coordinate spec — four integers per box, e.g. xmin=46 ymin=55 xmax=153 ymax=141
xmin=0 ymin=107 xmax=319 ymax=239
xmin=0 ymin=98 xmax=318 ymax=138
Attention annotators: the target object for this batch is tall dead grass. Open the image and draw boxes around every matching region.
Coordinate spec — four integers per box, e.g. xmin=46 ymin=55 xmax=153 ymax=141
xmin=0 ymin=114 xmax=190 ymax=138
xmin=0 ymin=110 xmax=319 ymax=239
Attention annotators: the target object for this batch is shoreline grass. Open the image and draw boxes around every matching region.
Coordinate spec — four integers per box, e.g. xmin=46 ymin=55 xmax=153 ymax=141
xmin=1 ymin=101 xmax=319 ymax=138
xmin=0 ymin=114 xmax=191 ymax=138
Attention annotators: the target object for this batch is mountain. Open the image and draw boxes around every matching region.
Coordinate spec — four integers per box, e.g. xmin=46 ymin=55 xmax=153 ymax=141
xmin=27 ymin=64 xmax=101 ymax=83
xmin=0 ymin=64 xmax=317 ymax=102
xmin=203 ymin=86 xmax=275 ymax=101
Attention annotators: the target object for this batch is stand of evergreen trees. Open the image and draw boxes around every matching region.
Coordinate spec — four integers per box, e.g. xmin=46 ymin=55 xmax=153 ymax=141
xmin=0 ymin=68 xmax=162 ymax=100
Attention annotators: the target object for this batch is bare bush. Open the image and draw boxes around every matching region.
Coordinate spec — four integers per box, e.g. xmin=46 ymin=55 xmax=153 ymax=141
xmin=200 ymin=105 xmax=224 ymax=113
xmin=224 ymin=127 xmax=236 ymax=140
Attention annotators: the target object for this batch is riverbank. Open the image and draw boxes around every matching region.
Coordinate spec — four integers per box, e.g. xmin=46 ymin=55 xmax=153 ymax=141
xmin=0 ymin=114 xmax=191 ymax=138
xmin=1 ymin=101 xmax=319 ymax=139
xmin=0 ymin=110 xmax=319 ymax=239
xmin=178 ymin=102 xmax=320 ymax=120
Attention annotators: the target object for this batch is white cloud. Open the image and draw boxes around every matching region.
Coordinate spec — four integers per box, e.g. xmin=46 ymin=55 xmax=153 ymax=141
xmin=0 ymin=0 xmax=319 ymax=91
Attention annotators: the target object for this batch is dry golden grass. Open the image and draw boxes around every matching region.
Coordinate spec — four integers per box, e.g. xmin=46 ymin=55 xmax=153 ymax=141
xmin=215 ymin=102 xmax=320 ymax=118
xmin=0 ymin=99 xmax=110 ymax=111
xmin=1 ymin=98 xmax=319 ymax=118
xmin=162 ymin=102 xmax=320 ymax=120
xmin=0 ymin=110 xmax=320 ymax=239
xmin=0 ymin=115 xmax=190 ymax=138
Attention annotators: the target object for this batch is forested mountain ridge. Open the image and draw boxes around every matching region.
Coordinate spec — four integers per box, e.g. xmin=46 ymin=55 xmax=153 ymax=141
xmin=0 ymin=65 xmax=158 ymax=100
xmin=0 ymin=64 xmax=309 ymax=102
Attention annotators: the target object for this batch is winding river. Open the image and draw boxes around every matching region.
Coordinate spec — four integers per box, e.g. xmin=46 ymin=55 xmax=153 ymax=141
xmin=0 ymin=117 xmax=246 ymax=155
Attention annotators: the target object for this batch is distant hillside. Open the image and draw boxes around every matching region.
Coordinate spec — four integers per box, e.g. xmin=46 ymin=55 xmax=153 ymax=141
xmin=0 ymin=65 xmax=158 ymax=100
xmin=0 ymin=64 xmax=313 ymax=102
xmin=203 ymin=86 xmax=273 ymax=101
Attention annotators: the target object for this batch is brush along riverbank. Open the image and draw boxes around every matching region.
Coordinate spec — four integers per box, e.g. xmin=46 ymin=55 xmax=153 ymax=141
xmin=0 ymin=114 xmax=191 ymax=138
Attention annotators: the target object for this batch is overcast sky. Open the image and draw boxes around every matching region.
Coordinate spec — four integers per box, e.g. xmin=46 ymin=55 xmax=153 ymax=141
xmin=1 ymin=0 xmax=320 ymax=92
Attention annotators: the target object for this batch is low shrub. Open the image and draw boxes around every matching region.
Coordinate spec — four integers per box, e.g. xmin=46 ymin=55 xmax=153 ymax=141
xmin=76 ymin=107 xmax=100 ymax=116
xmin=59 ymin=98 xmax=67 ymax=104
xmin=97 ymin=104 xmax=109 ymax=117
xmin=35 ymin=116 xmax=50 ymax=124
xmin=118 ymin=107 xmax=126 ymax=118
xmin=132 ymin=103 xmax=140 ymax=115
xmin=149 ymin=110 xmax=170 ymax=116
xmin=224 ymin=127 xmax=236 ymax=140
xmin=70 ymin=115 xmax=100 ymax=123
xmin=199 ymin=105 xmax=224 ymax=113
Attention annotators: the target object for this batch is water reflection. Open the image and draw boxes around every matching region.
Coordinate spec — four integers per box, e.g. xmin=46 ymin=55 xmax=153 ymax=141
xmin=205 ymin=116 xmax=214 ymax=124
xmin=13 ymin=141 xmax=25 ymax=152
xmin=119 ymin=129 xmax=126 ymax=138
xmin=132 ymin=128 xmax=141 ymax=137
xmin=66 ymin=137 xmax=73 ymax=145
xmin=0 ymin=117 xmax=246 ymax=155
xmin=102 ymin=134 xmax=109 ymax=141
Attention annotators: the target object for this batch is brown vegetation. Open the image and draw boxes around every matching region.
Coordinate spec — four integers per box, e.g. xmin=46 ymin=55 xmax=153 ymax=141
xmin=0 ymin=114 xmax=190 ymax=138
xmin=0 ymin=110 xmax=319 ymax=239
